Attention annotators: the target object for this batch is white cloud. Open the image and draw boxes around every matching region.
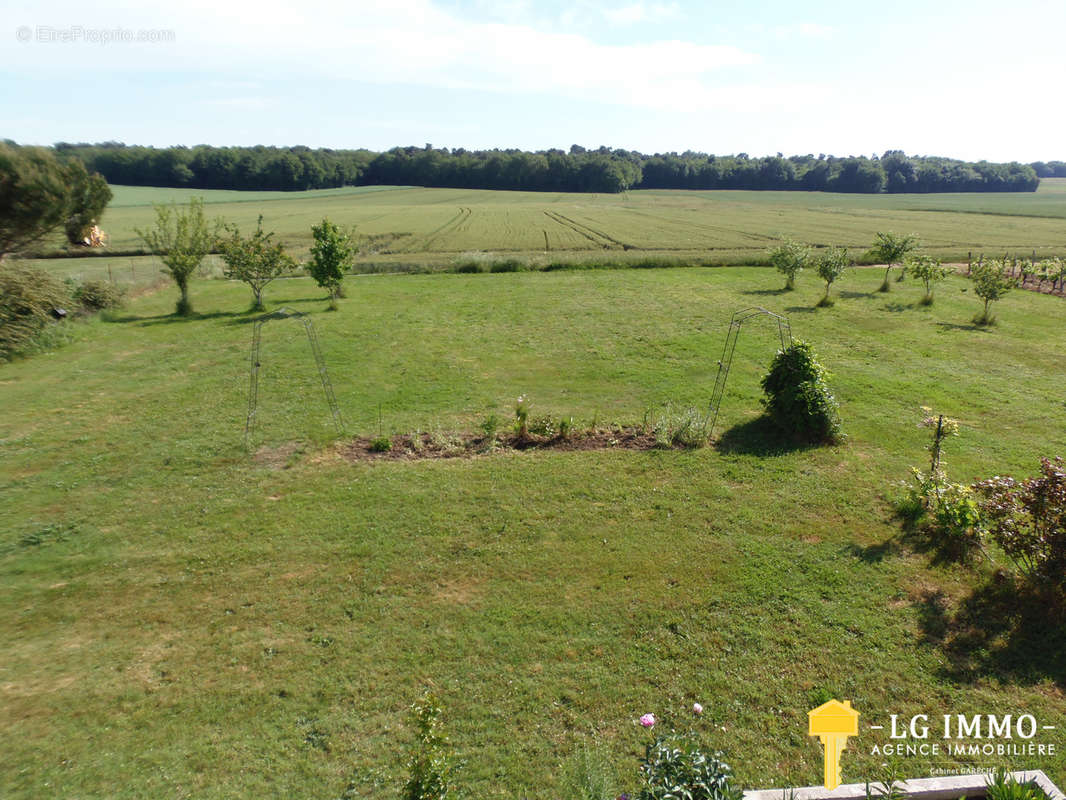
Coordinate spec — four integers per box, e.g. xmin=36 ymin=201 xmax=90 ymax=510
xmin=4 ymin=0 xmax=767 ymax=112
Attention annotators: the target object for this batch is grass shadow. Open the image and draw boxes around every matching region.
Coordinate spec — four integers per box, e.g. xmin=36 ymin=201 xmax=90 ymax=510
xmin=919 ymin=577 xmax=1066 ymax=686
xmin=714 ymin=415 xmax=818 ymax=456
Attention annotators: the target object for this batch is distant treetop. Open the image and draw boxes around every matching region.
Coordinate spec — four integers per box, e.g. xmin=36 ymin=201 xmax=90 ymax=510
xmin=46 ymin=142 xmax=1042 ymax=195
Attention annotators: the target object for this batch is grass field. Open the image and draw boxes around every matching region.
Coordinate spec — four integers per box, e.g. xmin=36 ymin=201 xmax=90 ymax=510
xmin=23 ymin=180 xmax=1066 ymax=284
xmin=3 ymin=262 xmax=1065 ymax=798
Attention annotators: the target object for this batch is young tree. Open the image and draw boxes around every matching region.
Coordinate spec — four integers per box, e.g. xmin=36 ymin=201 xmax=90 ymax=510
xmin=217 ymin=215 xmax=295 ymax=311
xmin=815 ymin=246 xmax=849 ymax=306
xmin=870 ymin=231 xmax=919 ymax=291
xmin=307 ymin=218 xmax=355 ymax=309
xmin=767 ymin=238 xmax=810 ymax=290
xmin=136 ymin=198 xmax=216 ymax=316
xmin=907 ymin=254 xmax=951 ymax=305
xmin=970 ymin=259 xmax=1015 ymax=325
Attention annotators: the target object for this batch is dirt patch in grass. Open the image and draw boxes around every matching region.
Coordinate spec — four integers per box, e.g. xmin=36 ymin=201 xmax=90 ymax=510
xmin=253 ymin=440 xmax=309 ymax=469
xmin=340 ymin=427 xmax=677 ymax=462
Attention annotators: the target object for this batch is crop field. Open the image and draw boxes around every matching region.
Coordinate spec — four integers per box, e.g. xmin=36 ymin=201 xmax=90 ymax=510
xmin=25 ymin=181 xmax=1066 ymax=284
xmin=3 ymin=260 xmax=1066 ymax=797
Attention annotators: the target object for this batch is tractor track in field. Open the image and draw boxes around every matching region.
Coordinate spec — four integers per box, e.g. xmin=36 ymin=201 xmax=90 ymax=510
xmin=616 ymin=207 xmax=779 ymax=245
xmin=413 ymin=206 xmax=472 ymax=252
xmin=543 ymin=210 xmax=634 ymax=250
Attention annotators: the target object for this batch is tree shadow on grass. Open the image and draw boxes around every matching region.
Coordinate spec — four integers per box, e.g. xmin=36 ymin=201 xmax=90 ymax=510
xmin=918 ymin=577 xmax=1066 ymax=686
xmin=714 ymin=415 xmax=818 ymax=456
xmin=935 ymin=321 xmax=992 ymax=333
xmin=741 ymin=287 xmax=791 ymax=296
xmin=882 ymin=302 xmax=916 ymax=313
xmin=106 ymin=310 xmax=246 ymax=326
xmin=839 ymin=290 xmax=876 ymax=300
xmin=783 ymin=306 xmax=818 ymax=314
xmin=844 ymin=538 xmax=903 ymax=563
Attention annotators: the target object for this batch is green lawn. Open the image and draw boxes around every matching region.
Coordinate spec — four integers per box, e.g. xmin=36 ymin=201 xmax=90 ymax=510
xmin=2 ymin=266 xmax=1065 ymax=798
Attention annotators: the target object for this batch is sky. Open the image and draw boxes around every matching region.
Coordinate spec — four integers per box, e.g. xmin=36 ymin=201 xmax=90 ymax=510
xmin=2 ymin=0 xmax=1064 ymax=162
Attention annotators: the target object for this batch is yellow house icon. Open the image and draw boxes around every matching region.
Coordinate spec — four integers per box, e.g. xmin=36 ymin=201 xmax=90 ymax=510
xmin=808 ymin=699 xmax=859 ymax=790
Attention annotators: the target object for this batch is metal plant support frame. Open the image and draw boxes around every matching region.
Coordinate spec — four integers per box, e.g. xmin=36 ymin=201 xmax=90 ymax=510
xmin=708 ymin=307 xmax=792 ymax=439
xmin=245 ymin=308 xmax=344 ymax=446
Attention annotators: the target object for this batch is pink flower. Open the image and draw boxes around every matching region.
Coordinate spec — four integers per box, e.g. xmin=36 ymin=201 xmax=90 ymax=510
xmin=692 ymin=703 xmax=703 ymax=715
xmin=640 ymin=713 xmax=656 ymax=728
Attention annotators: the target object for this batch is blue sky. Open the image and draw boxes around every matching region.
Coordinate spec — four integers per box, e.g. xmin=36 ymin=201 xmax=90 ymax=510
xmin=3 ymin=0 xmax=1063 ymax=161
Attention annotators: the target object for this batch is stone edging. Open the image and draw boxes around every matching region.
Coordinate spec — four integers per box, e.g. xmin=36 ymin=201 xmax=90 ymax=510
xmin=743 ymin=770 xmax=1064 ymax=800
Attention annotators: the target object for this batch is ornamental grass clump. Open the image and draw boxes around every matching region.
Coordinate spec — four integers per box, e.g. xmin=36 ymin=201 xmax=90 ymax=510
xmin=759 ymin=341 xmax=842 ymax=444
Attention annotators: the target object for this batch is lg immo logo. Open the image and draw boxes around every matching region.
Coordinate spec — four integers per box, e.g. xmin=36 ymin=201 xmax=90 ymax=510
xmin=807 ymin=700 xmax=1059 ymax=790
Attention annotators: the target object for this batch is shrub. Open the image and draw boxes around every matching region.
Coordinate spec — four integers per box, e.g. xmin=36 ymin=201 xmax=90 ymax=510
xmin=759 ymin=341 xmax=842 ymax=443
xmin=402 ymin=692 xmax=460 ymax=800
xmin=638 ymin=731 xmax=742 ymax=800
xmin=0 ymin=261 xmax=72 ymax=361
xmin=974 ymin=457 xmax=1066 ymax=587
xmin=558 ymin=416 xmax=575 ymax=440
xmin=528 ymin=414 xmax=556 ymax=438
xmin=369 ymin=435 xmax=392 ymax=453
xmin=514 ymin=394 xmax=530 ymax=439
xmin=903 ymin=468 xmax=985 ymax=562
xmin=653 ymin=406 xmax=708 ymax=448
xmin=478 ymin=414 xmax=500 ymax=442
xmin=73 ymin=279 xmax=125 ymax=311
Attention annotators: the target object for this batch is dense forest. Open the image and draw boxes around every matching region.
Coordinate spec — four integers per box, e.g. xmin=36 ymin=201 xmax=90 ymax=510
xmin=50 ymin=141 xmax=1048 ymax=194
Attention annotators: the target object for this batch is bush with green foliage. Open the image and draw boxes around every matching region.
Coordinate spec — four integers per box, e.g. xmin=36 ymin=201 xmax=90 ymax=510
xmin=72 ymin=279 xmax=125 ymax=312
xmin=638 ymin=732 xmax=742 ymax=800
xmin=0 ymin=143 xmax=111 ymax=258
xmin=814 ymin=247 xmax=848 ymax=306
xmin=760 ymin=341 xmax=842 ymax=443
xmin=974 ymin=457 xmax=1066 ymax=587
xmin=898 ymin=408 xmax=985 ymax=562
xmin=514 ymin=394 xmax=531 ymax=439
xmin=653 ymin=406 xmax=709 ymax=448
xmin=0 ymin=262 xmax=72 ymax=361
xmin=985 ymin=769 xmax=1051 ymax=800
xmin=369 ymin=435 xmax=392 ymax=453
xmin=64 ymin=168 xmax=113 ymax=246
xmin=402 ymin=692 xmax=459 ymax=800
xmin=767 ymin=238 xmax=810 ymax=290
xmin=970 ymin=259 xmax=1015 ymax=325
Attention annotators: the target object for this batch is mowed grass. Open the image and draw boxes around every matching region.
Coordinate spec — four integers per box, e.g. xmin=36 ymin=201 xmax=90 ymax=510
xmin=31 ymin=180 xmax=1066 ymax=271
xmin=2 ymin=266 xmax=1066 ymax=798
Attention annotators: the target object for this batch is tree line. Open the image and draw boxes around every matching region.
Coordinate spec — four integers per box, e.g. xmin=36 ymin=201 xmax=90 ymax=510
xmin=48 ymin=141 xmax=1041 ymax=194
